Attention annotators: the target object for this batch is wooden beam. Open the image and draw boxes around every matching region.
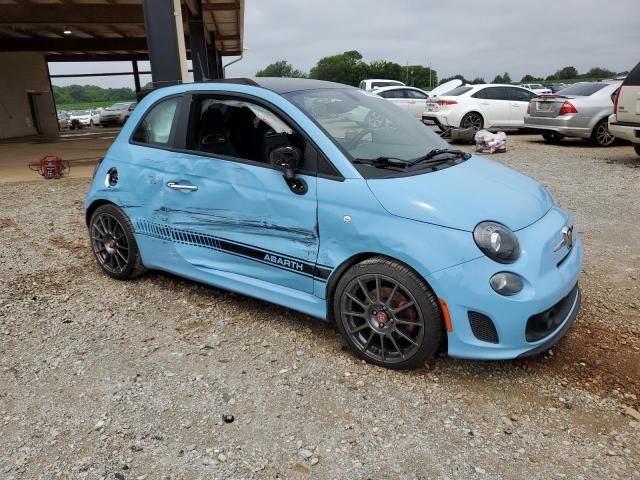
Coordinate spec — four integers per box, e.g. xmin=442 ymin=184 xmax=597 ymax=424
xmin=0 ymin=5 xmax=145 ymax=24
xmin=202 ymin=2 xmax=238 ymax=11
xmin=0 ymin=37 xmax=150 ymax=52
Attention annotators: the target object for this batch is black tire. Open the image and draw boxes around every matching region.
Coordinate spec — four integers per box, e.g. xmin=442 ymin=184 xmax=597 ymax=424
xmin=635 ymin=144 xmax=640 ymax=158
xmin=590 ymin=118 xmax=615 ymax=147
xmin=460 ymin=112 xmax=483 ymax=131
xmin=333 ymin=256 xmax=443 ymax=369
xmin=542 ymin=131 xmax=564 ymax=143
xmin=89 ymin=204 xmax=146 ymax=280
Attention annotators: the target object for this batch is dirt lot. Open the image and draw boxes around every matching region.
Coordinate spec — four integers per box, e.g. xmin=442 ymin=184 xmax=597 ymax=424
xmin=1 ymin=134 xmax=639 ymax=479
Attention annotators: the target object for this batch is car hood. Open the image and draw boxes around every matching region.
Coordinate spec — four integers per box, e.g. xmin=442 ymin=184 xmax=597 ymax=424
xmin=366 ymin=156 xmax=553 ymax=232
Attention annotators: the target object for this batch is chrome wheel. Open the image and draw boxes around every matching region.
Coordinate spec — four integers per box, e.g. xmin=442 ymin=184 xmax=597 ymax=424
xmin=365 ymin=111 xmax=385 ymax=129
xmin=594 ymin=120 xmax=615 ymax=146
xmin=340 ymin=274 xmax=425 ymax=365
xmin=90 ymin=213 xmax=130 ymax=274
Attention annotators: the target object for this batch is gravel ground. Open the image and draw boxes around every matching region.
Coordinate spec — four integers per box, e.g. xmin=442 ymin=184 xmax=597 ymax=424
xmin=1 ymin=133 xmax=639 ymax=479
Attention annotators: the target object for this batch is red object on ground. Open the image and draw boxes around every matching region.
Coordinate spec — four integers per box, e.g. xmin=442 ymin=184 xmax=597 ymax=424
xmin=28 ymin=155 xmax=70 ymax=179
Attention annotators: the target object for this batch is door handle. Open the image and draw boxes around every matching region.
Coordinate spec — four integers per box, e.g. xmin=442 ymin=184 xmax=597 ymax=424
xmin=167 ymin=182 xmax=198 ymax=191
xmin=408 ymin=100 xmax=416 ymax=104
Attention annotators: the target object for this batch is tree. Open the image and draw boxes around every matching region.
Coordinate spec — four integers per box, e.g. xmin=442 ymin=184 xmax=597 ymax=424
xmin=521 ymin=74 xmax=542 ymax=83
xmin=309 ymin=50 xmax=368 ymax=86
xmin=555 ymin=66 xmax=578 ymax=80
xmin=585 ymin=67 xmax=615 ymax=79
xmin=368 ymin=60 xmax=403 ymax=82
xmin=405 ymin=65 xmax=437 ymax=89
xmin=439 ymin=74 xmax=472 ymax=85
xmin=256 ymin=60 xmax=306 ymax=78
xmin=492 ymin=74 xmax=504 ymax=84
xmin=470 ymin=77 xmax=486 ymax=84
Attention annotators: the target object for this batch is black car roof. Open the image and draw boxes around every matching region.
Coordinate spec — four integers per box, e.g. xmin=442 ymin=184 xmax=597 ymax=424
xmin=205 ymin=77 xmax=351 ymax=94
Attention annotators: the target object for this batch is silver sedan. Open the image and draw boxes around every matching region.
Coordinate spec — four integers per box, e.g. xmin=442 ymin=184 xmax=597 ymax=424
xmin=524 ymin=81 xmax=621 ymax=146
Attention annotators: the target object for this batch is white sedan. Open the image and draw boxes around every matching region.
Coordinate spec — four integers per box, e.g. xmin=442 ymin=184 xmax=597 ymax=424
xmin=373 ymin=86 xmax=431 ymax=119
xmin=422 ymin=84 xmax=537 ymax=130
xmin=68 ymin=110 xmax=93 ymax=129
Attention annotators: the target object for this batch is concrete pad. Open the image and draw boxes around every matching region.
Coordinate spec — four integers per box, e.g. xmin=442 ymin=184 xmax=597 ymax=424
xmin=0 ymin=128 xmax=119 ymax=183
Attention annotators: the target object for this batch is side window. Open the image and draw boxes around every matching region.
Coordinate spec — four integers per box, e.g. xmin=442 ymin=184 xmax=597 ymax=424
xmin=380 ymin=89 xmax=405 ymax=99
xmin=406 ymin=89 xmax=428 ymax=99
xmin=472 ymin=88 xmax=487 ymax=99
xmin=132 ymin=97 xmax=179 ymax=145
xmin=186 ymin=96 xmax=304 ymax=166
xmin=509 ymin=88 xmax=534 ymax=102
xmin=482 ymin=87 xmax=510 ymax=101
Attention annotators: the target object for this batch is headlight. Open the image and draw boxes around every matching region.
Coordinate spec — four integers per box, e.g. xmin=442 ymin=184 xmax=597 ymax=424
xmin=473 ymin=221 xmax=520 ymax=264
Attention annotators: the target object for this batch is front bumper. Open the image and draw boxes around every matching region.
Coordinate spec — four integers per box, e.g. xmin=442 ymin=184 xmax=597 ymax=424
xmin=428 ymin=207 xmax=583 ymax=359
xmin=100 ymin=116 xmax=122 ymax=125
xmin=524 ymin=115 xmax=592 ymax=139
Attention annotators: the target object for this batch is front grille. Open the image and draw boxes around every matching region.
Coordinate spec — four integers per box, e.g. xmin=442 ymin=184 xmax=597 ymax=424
xmin=526 ymin=283 xmax=579 ymax=342
xmin=468 ymin=312 xmax=499 ymax=344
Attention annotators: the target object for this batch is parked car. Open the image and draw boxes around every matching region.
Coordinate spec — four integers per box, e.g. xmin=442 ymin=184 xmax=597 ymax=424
xmin=373 ymin=86 xmax=431 ymax=119
xmin=86 ymin=77 xmax=582 ymax=369
xmin=91 ymin=108 xmax=103 ymax=126
xmin=359 ymin=79 xmax=405 ymax=91
xmin=99 ymin=102 xmax=137 ymax=126
xmin=69 ymin=109 xmax=93 ymax=129
xmin=608 ymin=61 xmax=640 ymax=157
xmin=422 ymin=84 xmax=537 ymax=130
xmin=545 ymin=83 xmax=569 ymax=93
xmin=521 ymin=83 xmax=552 ymax=95
xmin=57 ymin=111 xmax=70 ymax=130
xmin=524 ymin=81 xmax=621 ymax=147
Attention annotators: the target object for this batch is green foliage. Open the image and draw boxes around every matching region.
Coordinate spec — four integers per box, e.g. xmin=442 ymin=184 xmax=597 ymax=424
xmin=492 ymin=72 xmax=511 ymax=84
xmin=309 ymin=50 xmax=369 ymax=86
xmin=368 ymin=60 xmax=403 ymax=82
xmin=56 ymin=100 xmax=119 ymax=111
xmin=404 ymin=65 xmax=438 ymax=89
xmin=439 ymin=74 xmax=471 ymax=85
xmin=53 ymin=84 xmax=135 ymax=106
xmin=521 ymin=74 xmax=543 ymax=83
xmin=256 ymin=60 xmax=306 ymax=78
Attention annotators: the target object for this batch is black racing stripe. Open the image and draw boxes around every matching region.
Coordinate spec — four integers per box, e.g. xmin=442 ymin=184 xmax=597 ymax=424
xmin=135 ymin=219 xmax=332 ymax=281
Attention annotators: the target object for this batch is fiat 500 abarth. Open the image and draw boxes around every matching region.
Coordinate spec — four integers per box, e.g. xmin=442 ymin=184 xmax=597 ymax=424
xmin=85 ymin=78 xmax=582 ymax=369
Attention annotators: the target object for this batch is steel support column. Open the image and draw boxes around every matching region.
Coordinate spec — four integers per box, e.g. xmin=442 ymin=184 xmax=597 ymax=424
xmin=207 ymin=32 xmax=222 ymax=79
xmin=188 ymin=1 xmax=209 ymax=81
xmin=131 ymin=59 xmax=142 ymax=94
xmin=142 ymin=0 xmax=188 ymax=87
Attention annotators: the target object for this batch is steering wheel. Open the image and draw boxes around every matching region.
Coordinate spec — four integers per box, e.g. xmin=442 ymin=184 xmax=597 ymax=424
xmin=346 ymin=128 xmax=375 ymax=149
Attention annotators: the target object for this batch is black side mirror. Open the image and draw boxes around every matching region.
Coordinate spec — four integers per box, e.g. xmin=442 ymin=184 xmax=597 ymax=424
xmin=269 ymin=146 xmax=307 ymax=195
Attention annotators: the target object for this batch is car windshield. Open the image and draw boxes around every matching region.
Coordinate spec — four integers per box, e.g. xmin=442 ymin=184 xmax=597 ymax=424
xmin=109 ymin=103 xmax=129 ymax=111
xmin=556 ymin=83 xmax=608 ymax=96
xmin=286 ymin=88 xmax=448 ymax=164
xmin=528 ymin=84 xmax=543 ymax=89
xmin=73 ymin=110 xmax=90 ymax=116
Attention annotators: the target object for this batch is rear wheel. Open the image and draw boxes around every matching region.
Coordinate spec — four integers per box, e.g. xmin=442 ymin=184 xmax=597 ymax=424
xmin=334 ymin=257 xmax=443 ymax=369
xmin=460 ymin=112 xmax=483 ymax=131
xmin=635 ymin=144 xmax=640 ymax=158
xmin=542 ymin=131 xmax=564 ymax=143
xmin=89 ymin=204 xmax=146 ymax=280
xmin=591 ymin=118 xmax=615 ymax=147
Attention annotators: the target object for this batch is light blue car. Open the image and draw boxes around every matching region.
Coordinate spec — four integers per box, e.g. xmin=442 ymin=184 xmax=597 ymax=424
xmin=85 ymin=78 xmax=582 ymax=369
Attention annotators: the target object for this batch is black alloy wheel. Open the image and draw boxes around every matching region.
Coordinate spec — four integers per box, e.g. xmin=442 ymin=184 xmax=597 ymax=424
xmin=89 ymin=204 xmax=146 ymax=280
xmin=334 ymin=257 xmax=443 ymax=369
xmin=460 ymin=112 xmax=483 ymax=131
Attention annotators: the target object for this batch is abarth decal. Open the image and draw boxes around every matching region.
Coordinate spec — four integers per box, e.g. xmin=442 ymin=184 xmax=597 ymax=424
xmin=135 ymin=219 xmax=332 ymax=281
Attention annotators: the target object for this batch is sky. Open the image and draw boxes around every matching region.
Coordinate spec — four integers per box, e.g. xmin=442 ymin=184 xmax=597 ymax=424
xmin=50 ymin=0 xmax=640 ymax=89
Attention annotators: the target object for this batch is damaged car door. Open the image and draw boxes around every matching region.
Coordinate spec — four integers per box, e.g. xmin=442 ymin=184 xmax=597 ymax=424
xmin=151 ymin=94 xmax=319 ymax=294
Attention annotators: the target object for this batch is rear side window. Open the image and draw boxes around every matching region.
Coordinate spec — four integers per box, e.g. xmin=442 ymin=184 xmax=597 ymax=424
xmin=444 ymin=86 xmax=473 ymax=96
xmin=406 ymin=89 xmax=428 ymax=99
xmin=557 ymin=83 xmax=607 ymax=96
xmin=379 ymin=89 xmax=405 ymax=99
xmin=474 ymin=87 xmax=509 ymax=101
xmin=508 ymin=88 xmax=535 ymax=102
xmin=132 ymin=97 xmax=179 ymax=145
xmin=623 ymin=62 xmax=640 ymax=86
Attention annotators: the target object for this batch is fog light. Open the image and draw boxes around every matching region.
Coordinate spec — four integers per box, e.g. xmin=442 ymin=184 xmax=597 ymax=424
xmin=490 ymin=272 xmax=523 ymax=296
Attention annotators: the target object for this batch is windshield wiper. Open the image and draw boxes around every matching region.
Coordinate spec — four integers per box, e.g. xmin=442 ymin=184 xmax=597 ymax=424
xmin=408 ymin=149 xmax=471 ymax=167
xmin=352 ymin=156 xmax=409 ymax=168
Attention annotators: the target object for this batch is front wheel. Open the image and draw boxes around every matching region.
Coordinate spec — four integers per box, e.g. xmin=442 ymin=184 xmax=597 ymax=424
xmin=334 ymin=257 xmax=443 ymax=369
xmin=89 ymin=204 xmax=146 ymax=280
xmin=591 ymin=118 xmax=615 ymax=147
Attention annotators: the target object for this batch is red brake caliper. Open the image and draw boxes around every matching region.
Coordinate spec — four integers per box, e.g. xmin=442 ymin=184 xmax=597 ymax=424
xmin=397 ymin=298 xmax=417 ymax=334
